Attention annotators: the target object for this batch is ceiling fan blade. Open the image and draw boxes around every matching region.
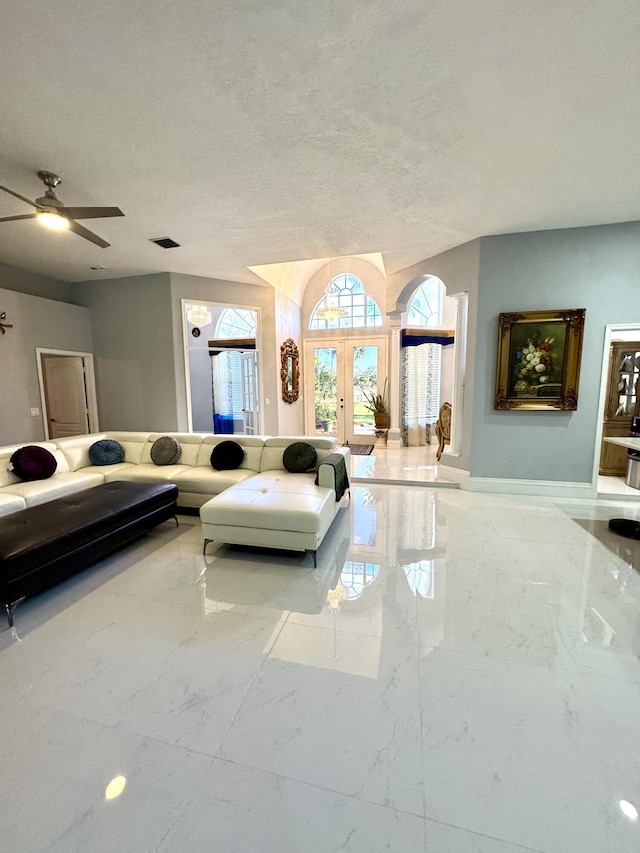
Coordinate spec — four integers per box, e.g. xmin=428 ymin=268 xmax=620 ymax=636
xmin=68 ymin=220 xmax=110 ymax=248
xmin=60 ymin=206 xmax=124 ymax=220
xmin=0 ymin=184 xmax=39 ymax=208
xmin=0 ymin=214 xmax=37 ymax=222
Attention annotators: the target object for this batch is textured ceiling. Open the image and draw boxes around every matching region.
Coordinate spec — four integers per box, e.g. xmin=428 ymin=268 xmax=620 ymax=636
xmin=0 ymin=0 xmax=639 ymax=295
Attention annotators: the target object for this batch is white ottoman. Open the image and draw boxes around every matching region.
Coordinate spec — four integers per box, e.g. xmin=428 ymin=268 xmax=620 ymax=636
xmin=199 ymin=472 xmax=337 ymax=566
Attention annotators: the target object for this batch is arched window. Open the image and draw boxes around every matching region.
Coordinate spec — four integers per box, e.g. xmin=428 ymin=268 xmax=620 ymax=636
xmin=402 ymin=277 xmax=446 ymax=446
xmin=406 ymin=277 xmax=444 ymax=327
xmin=215 ymin=307 xmax=257 ymax=339
xmin=309 ymin=274 xmax=382 ymax=331
xmin=338 ymin=561 xmax=381 ymax=600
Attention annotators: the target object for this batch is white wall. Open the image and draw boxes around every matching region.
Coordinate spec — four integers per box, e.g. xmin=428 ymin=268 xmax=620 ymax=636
xmin=0 ymin=287 xmax=92 ymax=444
xmin=275 ymin=289 xmax=303 ymax=434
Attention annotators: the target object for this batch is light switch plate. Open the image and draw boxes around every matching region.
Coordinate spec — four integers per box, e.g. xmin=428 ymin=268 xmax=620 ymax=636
xmin=30 ymin=407 xmax=40 ymax=416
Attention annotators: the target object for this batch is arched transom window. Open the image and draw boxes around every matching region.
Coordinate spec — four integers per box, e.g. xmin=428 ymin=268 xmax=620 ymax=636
xmin=406 ymin=277 xmax=444 ymax=328
xmin=215 ymin=308 xmax=257 ymax=339
xmin=309 ymin=274 xmax=382 ymax=331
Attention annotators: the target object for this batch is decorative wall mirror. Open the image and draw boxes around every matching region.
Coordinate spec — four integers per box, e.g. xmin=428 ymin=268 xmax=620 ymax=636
xmin=280 ymin=338 xmax=300 ymax=403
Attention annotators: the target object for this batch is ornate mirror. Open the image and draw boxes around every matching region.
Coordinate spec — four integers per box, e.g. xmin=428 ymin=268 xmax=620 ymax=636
xmin=280 ymin=338 xmax=300 ymax=403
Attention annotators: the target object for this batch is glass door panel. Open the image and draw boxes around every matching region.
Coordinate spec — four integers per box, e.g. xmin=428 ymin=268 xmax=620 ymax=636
xmin=351 ymin=344 xmax=379 ymax=438
xmin=305 ymin=339 xmax=387 ymax=444
xmin=241 ymin=352 xmax=259 ymax=435
xmin=312 ymin=346 xmax=339 ymax=436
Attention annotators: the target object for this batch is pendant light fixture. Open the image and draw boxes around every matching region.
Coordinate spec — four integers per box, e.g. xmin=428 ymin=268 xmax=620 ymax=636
xmin=187 ymin=304 xmax=212 ymax=327
xmin=317 ymin=257 xmax=347 ymax=323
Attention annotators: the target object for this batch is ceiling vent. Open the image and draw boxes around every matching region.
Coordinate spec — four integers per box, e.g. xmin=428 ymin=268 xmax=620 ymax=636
xmin=149 ymin=236 xmax=181 ymax=249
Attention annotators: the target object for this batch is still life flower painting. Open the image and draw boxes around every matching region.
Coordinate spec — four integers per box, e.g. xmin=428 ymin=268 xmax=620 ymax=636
xmin=495 ymin=309 xmax=586 ymax=411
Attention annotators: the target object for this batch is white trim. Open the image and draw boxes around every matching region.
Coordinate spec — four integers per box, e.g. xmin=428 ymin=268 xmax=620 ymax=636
xmin=36 ymin=348 xmax=99 ymax=439
xmin=437 ymin=463 xmax=470 ymax=489
xmin=449 ymin=292 xmax=468 ymax=455
xmin=467 ymin=476 xmax=595 ymax=498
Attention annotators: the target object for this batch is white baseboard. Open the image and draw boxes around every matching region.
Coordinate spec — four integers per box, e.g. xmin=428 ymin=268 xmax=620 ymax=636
xmin=437 ymin=464 xmax=470 ymax=488
xmin=467 ymin=477 xmax=596 ymax=499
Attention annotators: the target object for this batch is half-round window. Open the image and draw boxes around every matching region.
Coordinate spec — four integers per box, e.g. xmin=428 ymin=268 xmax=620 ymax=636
xmin=309 ymin=274 xmax=382 ymax=331
xmin=406 ymin=277 xmax=444 ymax=328
xmin=215 ymin=308 xmax=257 ymax=339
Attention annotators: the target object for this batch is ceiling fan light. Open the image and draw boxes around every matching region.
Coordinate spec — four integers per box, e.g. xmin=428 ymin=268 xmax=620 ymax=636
xmin=36 ymin=210 xmax=69 ymax=230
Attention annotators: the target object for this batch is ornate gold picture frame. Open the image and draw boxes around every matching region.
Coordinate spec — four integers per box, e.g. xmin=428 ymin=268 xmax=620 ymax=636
xmin=280 ymin=338 xmax=300 ymax=404
xmin=494 ymin=309 xmax=586 ymax=411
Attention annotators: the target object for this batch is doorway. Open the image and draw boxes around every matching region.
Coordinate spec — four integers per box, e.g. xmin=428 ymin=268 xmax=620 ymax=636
xmin=183 ymin=302 xmax=262 ymax=435
xmin=36 ymin=349 xmax=99 ymax=439
xmin=594 ymin=325 xmax=640 ymax=498
xmin=304 ymin=338 xmax=387 ymax=444
xmin=209 ymin=348 xmax=260 ymax=434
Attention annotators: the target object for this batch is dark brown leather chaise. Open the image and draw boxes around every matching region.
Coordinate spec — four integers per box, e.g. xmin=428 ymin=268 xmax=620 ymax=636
xmin=0 ymin=481 xmax=178 ymax=627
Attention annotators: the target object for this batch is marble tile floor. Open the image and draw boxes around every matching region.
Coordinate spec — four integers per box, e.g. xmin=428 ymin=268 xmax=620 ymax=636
xmin=1 ymin=485 xmax=640 ymax=851
xmin=598 ymin=474 xmax=640 ymax=501
xmin=349 ymin=442 xmax=459 ymax=488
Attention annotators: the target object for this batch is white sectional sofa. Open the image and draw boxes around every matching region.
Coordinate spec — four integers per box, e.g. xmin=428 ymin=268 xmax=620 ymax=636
xmin=0 ymin=431 xmax=350 ymax=564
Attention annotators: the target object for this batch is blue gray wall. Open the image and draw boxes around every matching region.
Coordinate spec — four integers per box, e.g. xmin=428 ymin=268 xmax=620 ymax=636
xmin=70 ymin=273 xmax=177 ymax=431
xmin=470 ymin=222 xmax=640 ymax=482
xmin=0 ymin=286 xmax=92 ymax=444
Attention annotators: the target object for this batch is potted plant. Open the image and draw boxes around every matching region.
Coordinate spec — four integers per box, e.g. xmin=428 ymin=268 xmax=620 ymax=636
xmin=315 ymin=400 xmax=336 ymax=432
xmin=363 ymin=378 xmax=389 ymax=429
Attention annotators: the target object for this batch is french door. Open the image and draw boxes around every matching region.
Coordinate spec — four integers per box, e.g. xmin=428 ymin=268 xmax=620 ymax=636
xmin=241 ymin=352 xmax=259 ymax=434
xmin=304 ymin=338 xmax=387 ymax=445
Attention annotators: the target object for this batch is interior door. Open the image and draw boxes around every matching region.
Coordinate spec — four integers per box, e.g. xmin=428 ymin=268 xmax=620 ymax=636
xmin=41 ymin=355 xmax=90 ymax=438
xmin=304 ymin=338 xmax=387 ymax=444
xmin=241 ymin=351 xmax=259 ymax=435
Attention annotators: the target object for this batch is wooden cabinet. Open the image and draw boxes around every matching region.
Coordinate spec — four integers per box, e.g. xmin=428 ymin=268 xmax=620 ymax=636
xmin=599 ymin=342 xmax=640 ymax=475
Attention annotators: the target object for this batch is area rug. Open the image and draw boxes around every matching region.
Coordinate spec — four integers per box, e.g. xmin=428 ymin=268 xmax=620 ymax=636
xmin=344 ymin=444 xmax=374 ymax=455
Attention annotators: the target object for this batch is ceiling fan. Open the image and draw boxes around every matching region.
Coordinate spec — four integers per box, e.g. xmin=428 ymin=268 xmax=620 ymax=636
xmin=0 ymin=171 xmax=124 ymax=248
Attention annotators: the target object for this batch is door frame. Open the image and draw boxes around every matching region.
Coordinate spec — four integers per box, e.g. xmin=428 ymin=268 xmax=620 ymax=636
xmin=303 ymin=337 xmax=388 ymax=444
xmin=592 ymin=323 xmax=640 ymax=498
xmin=36 ymin=348 xmax=99 ymax=439
xmin=181 ymin=299 xmax=264 ymax=435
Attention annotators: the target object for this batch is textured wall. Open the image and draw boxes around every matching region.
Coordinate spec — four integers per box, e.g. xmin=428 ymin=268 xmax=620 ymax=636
xmin=71 ymin=273 xmax=176 ymax=431
xmin=0 ymin=261 xmax=74 ymax=303
xmin=0 ymin=287 xmax=92 ymax=444
xmin=471 ymin=222 xmax=640 ymax=483
xmin=275 ymin=290 xmax=303 ymax=435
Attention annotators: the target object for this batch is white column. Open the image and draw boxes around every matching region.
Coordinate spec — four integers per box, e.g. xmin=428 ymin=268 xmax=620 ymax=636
xmin=387 ymin=313 xmax=403 ymax=446
xmin=448 ymin=292 xmax=468 ymax=455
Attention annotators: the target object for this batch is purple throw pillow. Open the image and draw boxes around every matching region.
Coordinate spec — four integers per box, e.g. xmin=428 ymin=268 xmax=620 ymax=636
xmin=10 ymin=445 xmax=58 ymax=481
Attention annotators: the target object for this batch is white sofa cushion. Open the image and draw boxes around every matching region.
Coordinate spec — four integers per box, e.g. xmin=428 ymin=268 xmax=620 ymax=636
xmin=201 ymin=481 xmax=335 ymax=535
xmin=102 ymin=464 xmax=190 ymax=483
xmin=230 ymin=471 xmax=323 ymax=496
xmin=104 ymin=433 xmax=151 ymax=464
xmin=5 ymin=471 xmax=105 ymax=507
xmin=55 ymin=434 xmax=108 ymax=471
xmin=0 ymin=441 xmax=69 ymax=486
xmin=172 ymin=467 xmax=255 ymax=494
xmin=0 ymin=493 xmax=27 ymax=516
